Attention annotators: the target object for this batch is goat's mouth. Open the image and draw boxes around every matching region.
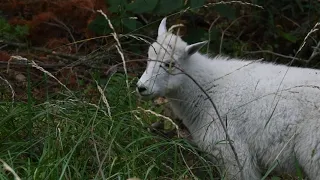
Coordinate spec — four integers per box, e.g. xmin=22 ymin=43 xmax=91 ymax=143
xmin=136 ymin=89 xmax=157 ymax=100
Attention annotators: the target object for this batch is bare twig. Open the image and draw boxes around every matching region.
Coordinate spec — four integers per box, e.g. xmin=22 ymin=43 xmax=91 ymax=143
xmin=138 ymin=14 xmax=148 ymax=24
xmin=96 ymin=81 xmax=111 ymax=118
xmin=0 ymin=44 xmax=7 ymax=49
xmin=9 ymin=55 xmax=72 ymax=93
xmin=296 ymin=22 xmax=320 ymax=56
xmin=242 ymin=49 xmax=307 ymax=63
xmin=51 ymin=17 xmax=78 ymax=52
xmin=0 ymin=60 xmax=65 ymax=69
xmin=0 ymin=75 xmax=15 ymax=103
xmin=168 ymin=24 xmax=184 ymax=32
xmin=97 ymin=10 xmax=130 ymax=91
xmin=307 ymin=40 xmax=320 ymax=65
xmin=204 ymin=1 xmax=263 ymax=9
xmin=281 ymin=15 xmax=301 ymax=28
xmin=0 ymin=159 xmax=21 ymax=180
xmin=1 ymin=39 xmax=79 ymax=60
xmin=219 ymin=15 xmax=250 ymax=54
xmin=207 ymin=15 xmax=220 ymax=54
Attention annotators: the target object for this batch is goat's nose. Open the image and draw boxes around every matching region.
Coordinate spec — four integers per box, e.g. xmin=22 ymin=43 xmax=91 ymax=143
xmin=137 ymin=86 xmax=147 ymax=93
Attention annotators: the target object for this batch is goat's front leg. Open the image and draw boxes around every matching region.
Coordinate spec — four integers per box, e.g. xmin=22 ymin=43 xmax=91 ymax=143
xmin=216 ymin=141 xmax=261 ymax=180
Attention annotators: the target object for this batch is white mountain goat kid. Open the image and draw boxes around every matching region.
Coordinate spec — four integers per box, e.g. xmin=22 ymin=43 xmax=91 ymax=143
xmin=136 ymin=18 xmax=320 ymax=179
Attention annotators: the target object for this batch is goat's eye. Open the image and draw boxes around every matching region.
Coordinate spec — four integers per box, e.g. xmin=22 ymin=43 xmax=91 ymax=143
xmin=163 ymin=61 xmax=175 ymax=68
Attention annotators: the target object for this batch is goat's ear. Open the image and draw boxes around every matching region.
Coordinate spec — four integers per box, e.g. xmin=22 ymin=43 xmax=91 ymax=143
xmin=158 ymin=17 xmax=167 ymax=36
xmin=185 ymin=41 xmax=208 ymax=56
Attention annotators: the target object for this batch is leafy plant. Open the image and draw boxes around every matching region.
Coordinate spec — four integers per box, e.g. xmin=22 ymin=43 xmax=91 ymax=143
xmin=126 ymin=0 xmax=159 ymax=13
xmin=89 ymin=0 xmax=207 ymax=35
xmin=0 ymin=17 xmax=29 ymax=41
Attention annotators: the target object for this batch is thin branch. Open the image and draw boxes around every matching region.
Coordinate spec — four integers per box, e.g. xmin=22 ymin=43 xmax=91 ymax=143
xmin=204 ymin=1 xmax=264 ymax=9
xmin=207 ymin=15 xmax=220 ymax=54
xmin=307 ymin=40 xmax=320 ymax=65
xmin=9 ymin=55 xmax=72 ymax=94
xmin=220 ymin=15 xmax=250 ymax=54
xmin=242 ymin=49 xmax=308 ymax=64
xmin=1 ymin=39 xmax=79 ymax=60
xmin=0 ymin=75 xmax=15 ymax=104
xmin=51 ymin=17 xmax=79 ymax=53
xmin=0 ymin=61 xmax=65 ymax=69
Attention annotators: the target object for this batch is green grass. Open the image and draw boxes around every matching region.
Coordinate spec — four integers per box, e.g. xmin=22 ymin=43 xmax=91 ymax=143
xmin=0 ymin=73 xmax=216 ymax=180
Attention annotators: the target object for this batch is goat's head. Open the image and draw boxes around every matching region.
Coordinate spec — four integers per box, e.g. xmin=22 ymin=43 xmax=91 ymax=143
xmin=136 ymin=17 xmax=207 ymax=99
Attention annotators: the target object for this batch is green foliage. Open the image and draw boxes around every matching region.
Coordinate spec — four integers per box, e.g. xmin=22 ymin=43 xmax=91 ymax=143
xmin=183 ymin=27 xmax=208 ymax=44
xmin=189 ymin=0 xmax=206 ymax=8
xmin=277 ymin=29 xmax=298 ymax=43
xmin=88 ymin=15 xmax=112 ymax=35
xmin=89 ymin=0 xmax=320 ymax=66
xmin=107 ymin=0 xmax=128 ymax=13
xmin=0 ymin=17 xmax=29 ymax=41
xmin=0 ymin=73 xmax=216 ymax=179
xmin=213 ymin=4 xmax=236 ymax=20
xmin=90 ymin=0 xmax=205 ymax=35
xmin=126 ymin=0 xmax=159 ymax=13
xmin=153 ymin=0 xmax=184 ymax=15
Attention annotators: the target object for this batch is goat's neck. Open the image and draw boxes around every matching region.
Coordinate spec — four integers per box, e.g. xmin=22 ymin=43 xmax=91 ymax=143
xmin=167 ymin=56 xmax=222 ymax=140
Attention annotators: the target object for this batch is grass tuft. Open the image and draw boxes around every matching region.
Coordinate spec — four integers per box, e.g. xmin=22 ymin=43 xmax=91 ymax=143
xmin=0 ymin=72 xmax=216 ymax=179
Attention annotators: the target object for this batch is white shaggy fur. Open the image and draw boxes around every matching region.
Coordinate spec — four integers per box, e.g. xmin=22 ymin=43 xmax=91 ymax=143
xmin=137 ymin=18 xmax=320 ymax=180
